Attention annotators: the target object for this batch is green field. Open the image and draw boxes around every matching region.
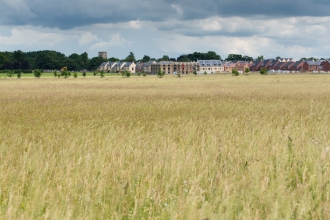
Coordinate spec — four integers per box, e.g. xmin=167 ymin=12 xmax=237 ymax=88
xmin=0 ymin=75 xmax=330 ymax=219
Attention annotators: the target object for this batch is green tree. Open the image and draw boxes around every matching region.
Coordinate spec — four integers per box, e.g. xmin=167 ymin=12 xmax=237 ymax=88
xmin=100 ymin=70 xmax=104 ymax=78
xmin=82 ymin=71 xmax=86 ymax=77
xmin=141 ymin=55 xmax=150 ymax=62
xmin=13 ymin=50 xmax=25 ymax=62
xmin=34 ymin=69 xmax=41 ymax=78
xmin=244 ymin=68 xmax=250 ymax=75
xmin=193 ymin=71 xmax=197 ymax=76
xmin=232 ymin=69 xmax=239 ymax=76
xmin=73 ymin=72 xmax=78 ymax=78
xmin=17 ymin=71 xmax=21 ymax=78
xmin=161 ymin=55 xmax=170 ymax=61
xmin=257 ymin=55 xmax=264 ymax=61
xmin=260 ymin=68 xmax=268 ymax=75
xmin=53 ymin=71 xmax=58 ymax=77
xmin=157 ymin=69 xmax=164 ymax=78
xmin=108 ymin=57 xmax=120 ymax=62
xmin=125 ymin=52 xmax=136 ymax=62
xmin=88 ymin=57 xmax=107 ymax=71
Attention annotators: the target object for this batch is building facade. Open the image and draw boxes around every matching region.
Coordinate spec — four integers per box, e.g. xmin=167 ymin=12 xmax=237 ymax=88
xmin=151 ymin=61 xmax=198 ymax=75
xmin=197 ymin=60 xmax=224 ymax=74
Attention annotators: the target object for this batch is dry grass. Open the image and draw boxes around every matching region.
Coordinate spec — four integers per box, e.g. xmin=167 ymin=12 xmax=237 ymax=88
xmin=0 ymin=74 xmax=330 ymax=219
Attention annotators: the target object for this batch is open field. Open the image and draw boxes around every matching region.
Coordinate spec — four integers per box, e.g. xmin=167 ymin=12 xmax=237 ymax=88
xmin=1 ymin=75 xmax=330 ymax=219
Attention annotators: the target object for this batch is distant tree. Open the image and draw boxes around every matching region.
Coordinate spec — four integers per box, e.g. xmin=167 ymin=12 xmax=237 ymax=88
xmin=34 ymin=69 xmax=41 ymax=78
xmin=260 ymin=68 xmax=268 ymax=75
xmin=232 ymin=69 xmax=239 ymax=76
xmin=242 ymin=55 xmax=253 ymax=61
xmin=53 ymin=71 xmax=57 ymax=77
xmin=13 ymin=50 xmax=25 ymax=62
xmin=227 ymin=54 xmax=243 ymax=61
xmin=12 ymin=61 xmax=21 ymax=70
xmin=81 ymin=52 xmax=89 ymax=69
xmin=257 ymin=55 xmax=264 ymax=61
xmin=108 ymin=57 xmax=120 ymax=62
xmin=17 ymin=71 xmax=21 ymax=78
xmin=143 ymin=72 xmax=147 ymax=77
xmin=21 ymin=60 xmax=30 ymax=70
xmin=0 ymin=53 xmax=7 ymax=66
xmin=141 ymin=55 xmax=151 ymax=63
xmin=125 ymin=52 xmax=136 ymax=62
xmin=157 ymin=69 xmax=165 ymax=78
xmin=88 ymin=56 xmax=107 ymax=70
xmin=7 ymin=71 xmax=13 ymax=78
xmin=244 ymin=68 xmax=250 ymax=75
xmin=2 ymin=61 xmax=13 ymax=70
xmin=36 ymin=53 xmax=55 ymax=69
xmin=193 ymin=71 xmax=197 ymax=76
xmin=161 ymin=55 xmax=170 ymax=61
xmin=100 ymin=70 xmax=104 ymax=78
xmin=82 ymin=71 xmax=86 ymax=77
xmin=276 ymin=56 xmax=281 ymax=60
xmin=73 ymin=72 xmax=78 ymax=78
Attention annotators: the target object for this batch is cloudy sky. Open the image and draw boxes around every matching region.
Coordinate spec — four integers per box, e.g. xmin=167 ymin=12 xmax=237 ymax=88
xmin=1 ymin=0 xmax=330 ymax=60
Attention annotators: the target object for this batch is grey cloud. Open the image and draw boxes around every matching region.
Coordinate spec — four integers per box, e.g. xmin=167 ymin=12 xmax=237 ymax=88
xmin=1 ymin=0 xmax=330 ymax=29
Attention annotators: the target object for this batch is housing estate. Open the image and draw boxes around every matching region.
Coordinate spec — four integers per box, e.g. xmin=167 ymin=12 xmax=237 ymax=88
xmin=97 ymin=58 xmax=330 ymax=74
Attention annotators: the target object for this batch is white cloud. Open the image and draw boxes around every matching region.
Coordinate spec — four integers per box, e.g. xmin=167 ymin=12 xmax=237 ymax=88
xmin=0 ymin=28 xmax=66 ymax=47
xmin=171 ymin=4 xmax=183 ymax=15
xmin=79 ymin=32 xmax=99 ymax=45
xmin=89 ymin=32 xmax=131 ymax=50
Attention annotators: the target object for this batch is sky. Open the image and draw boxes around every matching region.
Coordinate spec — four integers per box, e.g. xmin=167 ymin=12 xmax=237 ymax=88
xmin=1 ymin=0 xmax=330 ymax=60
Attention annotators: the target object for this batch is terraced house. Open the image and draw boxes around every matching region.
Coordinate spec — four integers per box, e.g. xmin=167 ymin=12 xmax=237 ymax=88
xmin=197 ymin=60 xmax=223 ymax=74
xmin=151 ymin=61 xmax=198 ymax=75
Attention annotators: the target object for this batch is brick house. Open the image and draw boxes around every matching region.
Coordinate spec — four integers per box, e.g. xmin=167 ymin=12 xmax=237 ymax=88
xmin=320 ymin=60 xmax=330 ymax=72
xmin=273 ymin=62 xmax=287 ymax=71
xmin=235 ymin=61 xmax=252 ymax=73
xmin=290 ymin=61 xmax=304 ymax=72
xmin=223 ymin=61 xmax=236 ymax=72
xmin=267 ymin=60 xmax=280 ymax=71
xmin=281 ymin=62 xmax=295 ymax=71
xmin=250 ymin=60 xmax=263 ymax=72
xmin=302 ymin=61 xmax=322 ymax=72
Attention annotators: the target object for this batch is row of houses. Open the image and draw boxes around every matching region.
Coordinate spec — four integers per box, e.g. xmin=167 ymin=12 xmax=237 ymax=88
xmin=98 ymin=59 xmax=330 ymax=74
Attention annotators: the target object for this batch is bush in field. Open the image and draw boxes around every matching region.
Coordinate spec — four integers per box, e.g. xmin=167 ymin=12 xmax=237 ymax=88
xmin=260 ymin=68 xmax=268 ymax=75
xmin=137 ymin=72 xmax=141 ymax=76
xmin=7 ymin=71 xmax=13 ymax=78
xmin=157 ymin=69 xmax=165 ymax=78
xmin=82 ymin=71 xmax=86 ymax=77
xmin=204 ymin=71 xmax=207 ymax=75
xmin=73 ymin=72 xmax=78 ymax=78
xmin=232 ymin=69 xmax=239 ymax=76
xmin=61 ymin=70 xmax=69 ymax=78
xmin=244 ymin=68 xmax=250 ymax=75
xmin=53 ymin=71 xmax=58 ymax=77
xmin=17 ymin=71 xmax=21 ymax=78
xmin=34 ymin=70 xmax=41 ymax=78
xmin=193 ymin=71 xmax=197 ymax=76
xmin=100 ymin=71 xmax=104 ymax=78
xmin=143 ymin=72 xmax=147 ymax=77
xmin=93 ymin=72 xmax=97 ymax=77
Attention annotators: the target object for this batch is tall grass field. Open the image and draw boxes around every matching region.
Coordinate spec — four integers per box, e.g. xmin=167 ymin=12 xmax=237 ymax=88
xmin=1 ymin=74 xmax=330 ymax=219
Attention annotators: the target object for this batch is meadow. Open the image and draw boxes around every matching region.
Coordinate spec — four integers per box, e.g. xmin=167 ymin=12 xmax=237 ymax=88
xmin=0 ymin=74 xmax=329 ymax=219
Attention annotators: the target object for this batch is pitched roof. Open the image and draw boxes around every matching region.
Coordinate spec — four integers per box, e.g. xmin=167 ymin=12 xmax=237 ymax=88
xmin=198 ymin=60 xmax=223 ymax=66
xmin=306 ymin=60 xmax=322 ymax=65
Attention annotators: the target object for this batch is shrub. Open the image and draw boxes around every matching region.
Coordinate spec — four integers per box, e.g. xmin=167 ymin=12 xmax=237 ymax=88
xmin=204 ymin=71 xmax=207 ymax=75
xmin=7 ymin=71 xmax=13 ymax=78
xmin=143 ymin=72 xmax=147 ymax=77
xmin=244 ymin=68 xmax=250 ymax=76
xmin=260 ymin=69 xmax=268 ymax=75
xmin=137 ymin=72 xmax=141 ymax=76
xmin=193 ymin=71 xmax=197 ymax=76
xmin=100 ymin=71 xmax=104 ymax=78
xmin=93 ymin=72 xmax=97 ymax=77
xmin=17 ymin=72 xmax=21 ymax=78
xmin=82 ymin=72 xmax=86 ymax=77
xmin=232 ymin=69 xmax=239 ymax=76
xmin=157 ymin=69 xmax=165 ymax=78
xmin=34 ymin=70 xmax=41 ymax=78
xmin=53 ymin=71 xmax=58 ymax=77
xmin=73 ymin=72 xmax=78 ymax=78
